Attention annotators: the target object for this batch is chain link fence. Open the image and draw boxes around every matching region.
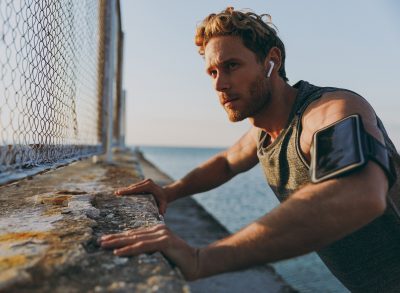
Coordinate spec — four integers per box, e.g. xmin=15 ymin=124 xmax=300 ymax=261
xmin=0 ymin=0 xmax=124 ymax=185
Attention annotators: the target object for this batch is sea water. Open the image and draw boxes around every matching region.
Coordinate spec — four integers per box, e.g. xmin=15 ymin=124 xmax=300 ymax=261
xmin=139 ymin=145 xmax=348 ymax=293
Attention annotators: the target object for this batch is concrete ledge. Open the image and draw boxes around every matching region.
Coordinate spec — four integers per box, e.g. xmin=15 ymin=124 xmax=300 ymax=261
xmin=0 ymin=149 xmax=188 ymax=292
xmin=137 ymin=151 xmax=295 ymax=293
xmin=0 ymin=148 xmax=295 ymax=293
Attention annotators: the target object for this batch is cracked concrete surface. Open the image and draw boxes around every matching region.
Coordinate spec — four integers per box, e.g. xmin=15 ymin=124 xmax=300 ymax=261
xmin=138 ymin=152 xmax=296 ymax=293
xmin=0 ymin=148 xmax=294 ymax=293
xmin=0 ymin=149 xmax=188 ymax=293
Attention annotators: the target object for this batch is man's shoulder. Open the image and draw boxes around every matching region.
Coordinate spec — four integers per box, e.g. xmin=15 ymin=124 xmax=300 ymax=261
xmin=298 ymin=89 xmax=380 ymax=161
xmin=302 ymin=89 xmax=376 ymax=134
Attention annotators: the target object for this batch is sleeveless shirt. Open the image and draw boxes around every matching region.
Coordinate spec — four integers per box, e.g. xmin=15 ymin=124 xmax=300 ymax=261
xmin=257 ymin=80 xmax=400 ymax=292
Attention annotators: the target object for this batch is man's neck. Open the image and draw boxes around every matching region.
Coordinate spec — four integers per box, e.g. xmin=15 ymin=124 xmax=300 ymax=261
xmin=249 ymin=80 xmax=298 ymax=140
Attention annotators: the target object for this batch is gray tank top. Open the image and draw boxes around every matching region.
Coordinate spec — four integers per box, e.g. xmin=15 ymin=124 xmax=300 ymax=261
xmin=257 ymin=80 xmax=400 ymax=292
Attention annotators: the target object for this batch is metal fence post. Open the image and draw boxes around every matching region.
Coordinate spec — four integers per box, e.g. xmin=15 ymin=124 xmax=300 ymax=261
xmin=105 ymin=0 xmax=117 ymax=163
xmin=119 ymin=89 xmax=126 ymax=148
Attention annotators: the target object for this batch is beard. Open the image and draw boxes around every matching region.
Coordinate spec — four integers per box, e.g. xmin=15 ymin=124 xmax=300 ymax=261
xmin=225 ymin=74 xmax=271 ymax=122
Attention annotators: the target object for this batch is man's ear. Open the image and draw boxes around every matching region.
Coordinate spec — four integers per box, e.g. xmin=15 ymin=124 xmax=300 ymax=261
xmin=263 ymin=47 xmax=281 ymax=72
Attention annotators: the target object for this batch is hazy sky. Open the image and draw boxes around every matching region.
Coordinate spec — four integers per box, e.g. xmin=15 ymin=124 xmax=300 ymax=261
xmin=120 ymin=0 xmax=400 ymax=148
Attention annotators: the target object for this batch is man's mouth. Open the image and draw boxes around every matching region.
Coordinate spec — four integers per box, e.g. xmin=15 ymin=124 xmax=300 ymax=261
xmin=220 ymin=95 xmax=239 ymax=107
xmin=223 ymin=100 xmax=237 ymax=108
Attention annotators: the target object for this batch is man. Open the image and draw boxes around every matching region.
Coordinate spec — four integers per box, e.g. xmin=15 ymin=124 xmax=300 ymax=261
xmin=100 ymin=7 xmax=400 ymax=292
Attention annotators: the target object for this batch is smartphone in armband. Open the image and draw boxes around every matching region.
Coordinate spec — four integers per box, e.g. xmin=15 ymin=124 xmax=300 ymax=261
xmin=310 ymin=114 xmax=394 ymax=184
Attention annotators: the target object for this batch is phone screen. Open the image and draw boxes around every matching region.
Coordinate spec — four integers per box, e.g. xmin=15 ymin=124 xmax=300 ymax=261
xmin=314 ymin=116 xmax=363 ymax=180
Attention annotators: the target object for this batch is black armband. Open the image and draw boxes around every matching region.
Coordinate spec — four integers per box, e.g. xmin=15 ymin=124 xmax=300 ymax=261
xmin=310 ymin=114 xmax=395 ymax=185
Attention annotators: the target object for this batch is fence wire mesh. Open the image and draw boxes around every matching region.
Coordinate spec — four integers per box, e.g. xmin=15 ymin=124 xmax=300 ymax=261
xmin=0 ymin=0 xmax=121 ymax=184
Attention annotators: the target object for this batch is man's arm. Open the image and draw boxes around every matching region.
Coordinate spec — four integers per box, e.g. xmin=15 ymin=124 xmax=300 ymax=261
xmin=115 ymin=127 xmax=260 ymax=213
xmin=101 ymin=159 xmax=387 ymax=280
xmin=164 ymin=127 xmax=259 ymax=202
xmin=102 ymin=92 xmax=389 ymax=280
xmin=195 ymin=91 xmax=390 ymax=277
xmin=195 ymin=161 xmax=387 ymax=278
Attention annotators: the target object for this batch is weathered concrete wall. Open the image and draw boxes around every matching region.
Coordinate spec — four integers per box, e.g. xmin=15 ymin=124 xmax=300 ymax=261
xmin=0 ymin=150 xmax=188 ymax=292
xmin=0 ymin=149 xmax=294 ymax=293
xmin=138 ymin=152 xmax=295 ymax=293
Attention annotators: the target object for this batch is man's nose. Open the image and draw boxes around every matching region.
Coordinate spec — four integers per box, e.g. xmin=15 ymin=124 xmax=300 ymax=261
xmin=214 ymin=73 xmax=230 ymax=92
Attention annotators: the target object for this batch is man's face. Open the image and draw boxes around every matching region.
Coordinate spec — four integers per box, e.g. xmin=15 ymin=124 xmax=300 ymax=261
xmin=204 ymin=36 xmax=270 ymax=122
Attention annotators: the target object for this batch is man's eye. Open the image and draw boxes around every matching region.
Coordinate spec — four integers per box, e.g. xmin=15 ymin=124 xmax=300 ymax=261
xmin=228 ymin=62 xmax=238 ymax=69
xmin=209 ymin=70 xmax=217 ymax=77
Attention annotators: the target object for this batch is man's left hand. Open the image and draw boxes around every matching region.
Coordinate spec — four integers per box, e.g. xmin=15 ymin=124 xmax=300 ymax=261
xmin=99 ymin=224 xmax=200 ymax=280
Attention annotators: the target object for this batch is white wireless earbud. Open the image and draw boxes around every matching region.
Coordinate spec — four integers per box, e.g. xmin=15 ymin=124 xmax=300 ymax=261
xmin=267 ymin=61 xmax=274 ymax=78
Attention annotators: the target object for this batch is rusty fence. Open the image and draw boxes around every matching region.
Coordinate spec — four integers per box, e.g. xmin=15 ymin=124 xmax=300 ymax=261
xmin=0 ymin=0 xmax=125 ymax=185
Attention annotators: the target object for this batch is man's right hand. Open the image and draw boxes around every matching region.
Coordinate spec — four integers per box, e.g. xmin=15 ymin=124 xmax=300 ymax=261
xmin=115 ymin=179 xmax=169 ymax=215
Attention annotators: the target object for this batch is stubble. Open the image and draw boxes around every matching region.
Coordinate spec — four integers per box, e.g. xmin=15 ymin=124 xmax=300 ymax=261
xmin=226 ymin=75 xmax=271 ymax=122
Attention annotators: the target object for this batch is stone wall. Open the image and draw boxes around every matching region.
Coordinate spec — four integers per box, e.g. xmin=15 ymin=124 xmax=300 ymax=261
xmin=0 ymin=149 xmax=294 ymax=293
xmin=0 ymin=149 xmax=189 ymax=292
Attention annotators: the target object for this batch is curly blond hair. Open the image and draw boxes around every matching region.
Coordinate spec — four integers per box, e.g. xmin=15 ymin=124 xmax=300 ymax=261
xmin=195 ymin=7 xmax=288 ymax=81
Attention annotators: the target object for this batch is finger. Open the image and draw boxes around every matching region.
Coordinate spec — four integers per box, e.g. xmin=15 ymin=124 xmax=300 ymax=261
xmin=101 ymin=236 xmax=137 ymax=249
xmin=100 ymin=229 xmax=139 ymax=241
xmin=101 ymin=232 xmax=164 ymax=249
xmin=101 ymin=226 xmax=168 ymax=250
xmin=114 ymin=179 xmax=152 ymax=195
xmin=115 ymin=182 xmax=145 ymax=195
xmin=116 ymin=184 xmax=153 ymax=196
xmin=128 ymin=178 xmax=154 ymax=189
xmin=113 ymin=235 xmax=168 ymax=256
xmin=122 ymin=224 xmax=166 ymax=236
xmin=115 ymin=180 xmax=155 ymax=196
xmin=100 ymin=224 xmax=167 ymax=242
